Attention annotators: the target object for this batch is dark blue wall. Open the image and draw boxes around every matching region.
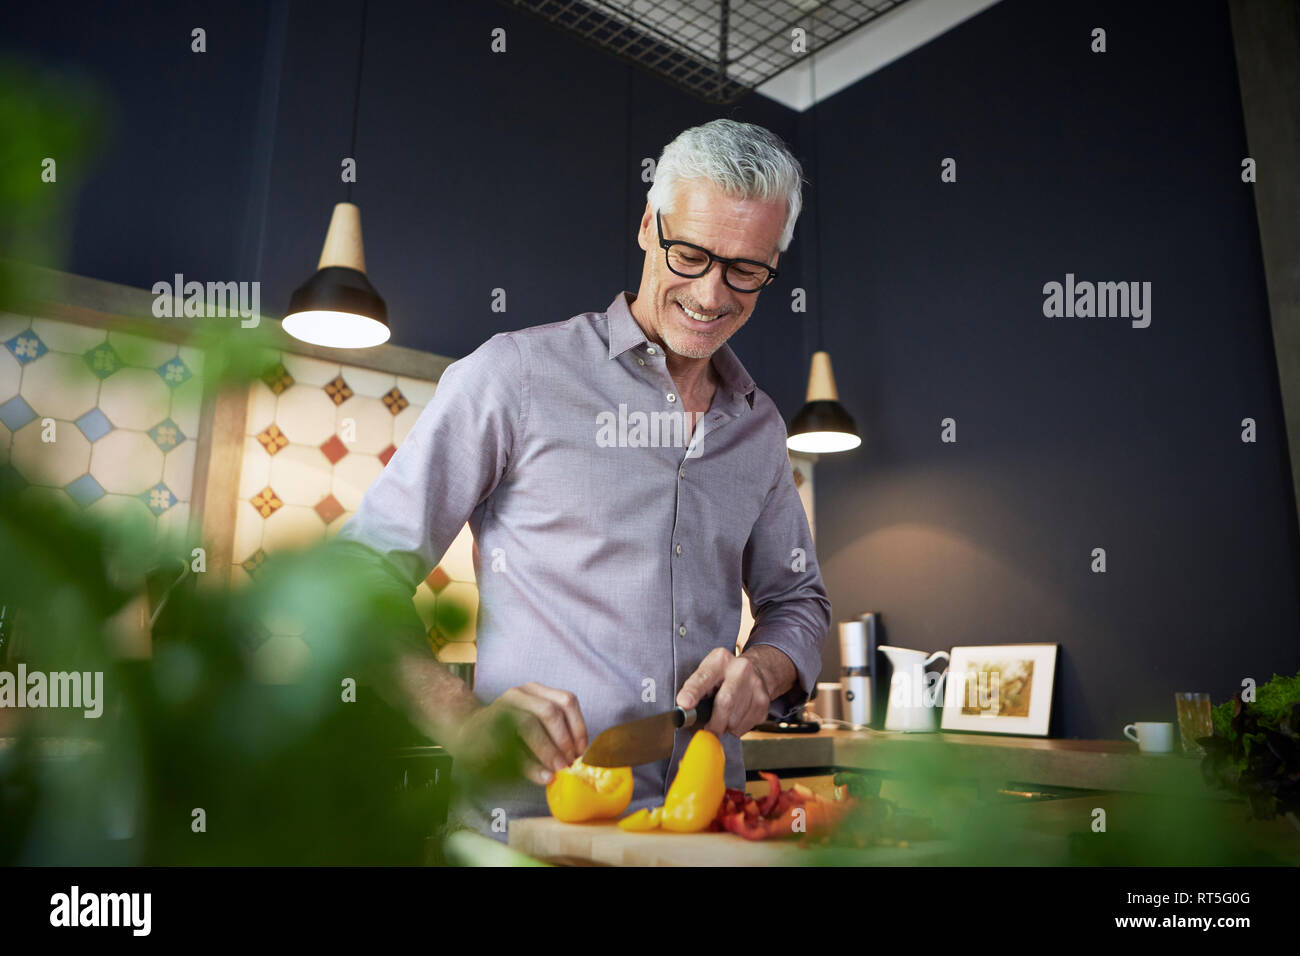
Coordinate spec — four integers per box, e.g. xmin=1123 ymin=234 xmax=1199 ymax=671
xmin=5 ymin=0 xmax=1297 ymax=740
xmin=808 ymin=0 xmax=1300 ymax=738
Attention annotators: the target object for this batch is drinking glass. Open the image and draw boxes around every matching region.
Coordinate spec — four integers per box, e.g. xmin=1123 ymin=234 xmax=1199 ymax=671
xmin=1175 ymin=692 xmax=1213 ymax=756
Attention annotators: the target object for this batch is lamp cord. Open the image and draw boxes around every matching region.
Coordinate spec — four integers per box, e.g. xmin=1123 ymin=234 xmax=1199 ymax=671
xmin=347 ymin=0 xmax=370 ymax=204
xmin=808 ymin=19 xmax=824 ymax=354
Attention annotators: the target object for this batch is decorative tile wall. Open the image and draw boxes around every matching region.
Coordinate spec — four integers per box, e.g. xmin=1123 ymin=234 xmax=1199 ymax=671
xmin=0 ymin=312 xmax=202 ymax=539
xmin=230 ymin=351 xmax=478 ymax=662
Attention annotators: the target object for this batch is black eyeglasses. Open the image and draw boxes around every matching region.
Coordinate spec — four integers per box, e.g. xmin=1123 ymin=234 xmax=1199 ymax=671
xmin=656 ymin=210 xmax=778 ymax=293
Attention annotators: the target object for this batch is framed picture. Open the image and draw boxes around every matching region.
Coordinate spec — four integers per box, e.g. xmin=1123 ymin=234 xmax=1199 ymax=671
xmin=940 ymin=643 xmax=1058 ymax=736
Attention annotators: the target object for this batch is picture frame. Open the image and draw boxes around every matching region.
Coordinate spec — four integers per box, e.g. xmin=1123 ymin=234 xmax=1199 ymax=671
xmin=940 ymin=643 xmax=1058 ymax=736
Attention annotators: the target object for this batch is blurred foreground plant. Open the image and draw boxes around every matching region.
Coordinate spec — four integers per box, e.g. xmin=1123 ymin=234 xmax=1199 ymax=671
xmin=0 ymin=478 xmax=502 ymax=865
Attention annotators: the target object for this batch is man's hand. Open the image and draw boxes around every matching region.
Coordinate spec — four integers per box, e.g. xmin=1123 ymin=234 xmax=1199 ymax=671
xmin=449 ymin=682 xmax=589 ymax=786
xmin=676 ymin=645 xmax=797 ymax=739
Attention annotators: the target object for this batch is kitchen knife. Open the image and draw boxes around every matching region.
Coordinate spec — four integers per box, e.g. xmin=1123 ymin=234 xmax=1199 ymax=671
xmin=580 ymin=695 xmax=714 ymax=767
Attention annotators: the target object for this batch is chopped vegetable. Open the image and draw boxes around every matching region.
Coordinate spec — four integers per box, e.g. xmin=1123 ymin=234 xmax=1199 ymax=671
xmin=545 ymin=757 xmax=633 ymax=823
xmin=613 ymin=730 xmax=728 ymax=834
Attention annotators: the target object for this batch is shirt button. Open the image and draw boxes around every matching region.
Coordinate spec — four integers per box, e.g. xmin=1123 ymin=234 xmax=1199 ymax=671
xmin=679 ymin=467 xmax=686 ymax=478
xmin=666 ymin=393 xmax=677 ymax=403
xmin=637 ymin=357 xmax=645 ymax=366
xmin=647 ymin=346 xmax=657 ymax=355
xmin=678 ymin=625 xmax=687 ymax=637
xmin=675 ymin=544 xmax=682 ymax=555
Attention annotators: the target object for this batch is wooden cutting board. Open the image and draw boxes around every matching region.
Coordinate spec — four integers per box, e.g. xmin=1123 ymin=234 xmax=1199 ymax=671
xmin=508 ymin=816 xmax=952 ymax=866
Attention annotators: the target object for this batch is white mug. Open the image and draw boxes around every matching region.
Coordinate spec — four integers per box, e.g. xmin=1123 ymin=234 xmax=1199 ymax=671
xmin=1124 ymin=721 xmax=1174 ymax=754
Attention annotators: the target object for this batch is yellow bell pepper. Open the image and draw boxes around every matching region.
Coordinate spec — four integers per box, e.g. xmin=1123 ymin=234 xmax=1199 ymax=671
xmin=661 ymin=730 xmax=726 ymax=832
xmin=614 ymin=730 xmax=727 ymax=834
xmin=617 ymin=806 xmax=662 ymax=831
xmin=545 ymin=757 xmax=633 ymax=823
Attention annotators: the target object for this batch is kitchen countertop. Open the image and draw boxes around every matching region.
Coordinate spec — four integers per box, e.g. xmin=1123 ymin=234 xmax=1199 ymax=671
xmin=741 ymin=727 xmax=1215 ymax=798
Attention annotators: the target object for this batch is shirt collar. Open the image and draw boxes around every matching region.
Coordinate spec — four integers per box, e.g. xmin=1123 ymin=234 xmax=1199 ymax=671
xmin=604 ymin=291 xmax=757 ymax=407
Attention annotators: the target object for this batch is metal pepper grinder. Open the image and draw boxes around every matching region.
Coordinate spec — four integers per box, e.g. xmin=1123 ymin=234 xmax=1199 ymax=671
xmin=837 ymin=613 xmax=878 ymax=729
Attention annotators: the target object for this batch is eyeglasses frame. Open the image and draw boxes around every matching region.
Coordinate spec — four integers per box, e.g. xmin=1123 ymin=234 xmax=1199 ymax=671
xmin=655 ymin=210 xmax=779 ymax=293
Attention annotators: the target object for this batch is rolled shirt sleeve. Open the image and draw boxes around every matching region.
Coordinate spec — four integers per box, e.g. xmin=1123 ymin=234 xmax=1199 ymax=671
xmin=334 ymin=331 xmax=526 ymax=603
xmin=740 ymin=453 xmax=832 ymax=720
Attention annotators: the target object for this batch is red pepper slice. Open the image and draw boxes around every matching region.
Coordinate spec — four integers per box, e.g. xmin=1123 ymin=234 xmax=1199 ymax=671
xmin=757 ymin=772 xmax=782 ymax=816
xmin=723 ymin=809 xmax=771 ymax=841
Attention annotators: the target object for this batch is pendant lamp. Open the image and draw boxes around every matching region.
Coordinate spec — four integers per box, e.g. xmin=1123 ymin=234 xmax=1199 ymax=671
xmin=787 ymin=351 xmax=861 ymax=453
xmin=282 ymin=0 xmax=389 ymax=349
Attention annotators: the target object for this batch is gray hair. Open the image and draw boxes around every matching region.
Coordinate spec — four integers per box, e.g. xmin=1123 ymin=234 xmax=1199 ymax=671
xmin=646 ymin=119 xmax=804 ymax=254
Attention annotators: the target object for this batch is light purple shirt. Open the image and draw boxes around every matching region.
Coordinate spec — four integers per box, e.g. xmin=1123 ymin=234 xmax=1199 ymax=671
xmin=337 ymin=291 xmax=830 ymax=838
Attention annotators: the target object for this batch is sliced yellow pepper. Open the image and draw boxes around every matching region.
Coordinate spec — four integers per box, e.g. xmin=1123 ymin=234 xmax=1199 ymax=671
xmin=617 ymin=806 xmax=662 ymax=831
xmin=660 ymin=730 xmax=726 ymax=832
xmin=545 ymin=757 xmax=633 ymax=823
xmin=615 ymin=730 xmax=726 ymax=834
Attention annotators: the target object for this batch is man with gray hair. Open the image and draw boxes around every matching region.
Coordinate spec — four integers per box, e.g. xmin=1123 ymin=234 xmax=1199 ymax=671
xmin=337 ymin=118 xmax=831 ymax=840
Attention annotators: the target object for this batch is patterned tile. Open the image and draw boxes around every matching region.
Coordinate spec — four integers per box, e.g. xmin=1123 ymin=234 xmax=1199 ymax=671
xmin=281 ymin=353 xmax=338 ymax=386
xmin=330 ymin=453 xmax=381 ymax=510
xmin=98 ymin=367 xmax=170 ymax=430
xmin=0 ymin=395 xmax=36 ymax=431
xmin=314 ymin=493 xmax=344 ymax=524
xmin=23 ymin=352 xmax=100 ymax=421
xmin=319 ymin=434 xmax=348 ymax=464
xmin=138 ymin=481 xmax=177 ymax=516
xmin=260 ymin=362 xmax=294 ymax=395
xmin=241 ymin=547 xmax=268 ymax=579
xmin=336 ymin=395 xmax=392 ymax=454
xmin=65 ymin=473 xmax=106 ymax=508
xmin=30 ymin=319 xmax=104 ymax=354
xmin=250 ymin=485 xmax=283 ymax=518
xmin=267 ymin=444 xmax=331 ymax=505
xmin=256 ymin=424 xmax=289 ymax=456
xmin=5 ymin=330 xmax=47 ymax=365
xmin=379 ymin=443 xmax=397 ymax=466
xmin=89 ymin=430 xmax=162 ymax=494
xmin=275 ymin=384 xmax=336 ymax=445
xmin=11 ymin=418 xmax=91 ymax=486
xmin=426 ymin=566 xmax=451 ymax=593
xmin=343 ymin=366 xmax=396 ymax=398
xmin=323 ymin=375 xmax=354 ymax=406
xmin=83 ymin=342 xmax=123 ymax=379
xmin=147 ymin=417 xmax=186 ymax=451
xmin=75 ymin=408 xmax=114 ymax=443
xmin=381 ymin=387 xmax=409 ymax=415
xmin=157 ymin=356 xmax=193 ymax=388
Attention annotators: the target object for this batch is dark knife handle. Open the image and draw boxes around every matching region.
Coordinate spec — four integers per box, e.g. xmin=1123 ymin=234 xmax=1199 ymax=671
xmin=676 ymin=693 xmax=714 ymax=730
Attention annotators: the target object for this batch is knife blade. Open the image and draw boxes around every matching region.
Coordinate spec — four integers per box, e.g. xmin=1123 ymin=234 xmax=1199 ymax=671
xmin=581 ymin=695 xmax=714 ymax=767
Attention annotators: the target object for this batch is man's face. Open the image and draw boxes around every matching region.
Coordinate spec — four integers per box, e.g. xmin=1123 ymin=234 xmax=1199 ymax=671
xmin=635 ymin=179 xmax=785 ymax=360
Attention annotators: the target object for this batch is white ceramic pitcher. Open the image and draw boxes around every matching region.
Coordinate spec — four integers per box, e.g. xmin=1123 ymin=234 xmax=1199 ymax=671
xmin=880 ymin=646 xmax=950 ymax=732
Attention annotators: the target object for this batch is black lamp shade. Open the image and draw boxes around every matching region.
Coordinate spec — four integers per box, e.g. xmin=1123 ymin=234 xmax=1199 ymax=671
xmin=787 ymin=399 xmax=861 ymax=454
xmin=283 ymin=266 xmax=390 ymax=348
